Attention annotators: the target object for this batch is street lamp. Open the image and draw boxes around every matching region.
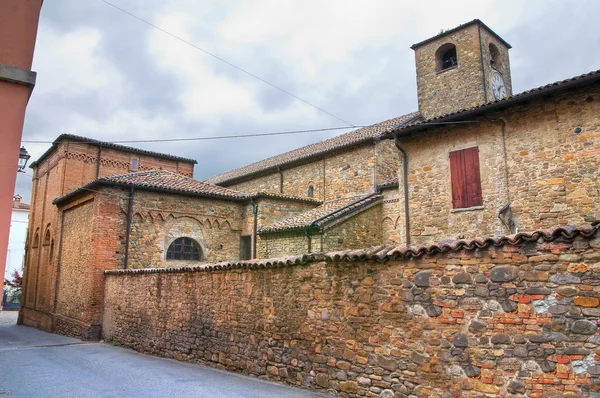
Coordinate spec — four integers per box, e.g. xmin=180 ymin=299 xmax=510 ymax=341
xmin=17 ymin=147 xmax=30 ymax=173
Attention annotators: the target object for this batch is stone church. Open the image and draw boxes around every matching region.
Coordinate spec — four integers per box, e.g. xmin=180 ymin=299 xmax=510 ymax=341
xmin=21 ymin=20 xmax=600 ymax=339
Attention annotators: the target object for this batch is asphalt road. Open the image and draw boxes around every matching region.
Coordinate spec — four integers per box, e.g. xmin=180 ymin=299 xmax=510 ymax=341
xmin=0 ymin=320 xmax=324 ymax=398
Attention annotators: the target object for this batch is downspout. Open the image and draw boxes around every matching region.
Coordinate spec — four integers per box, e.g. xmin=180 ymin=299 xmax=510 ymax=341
xmin=493 ymin=119 xmax=515 ymax=233
xmin=252 ymin=199 xmax=258 ymax=259
xmin=95 ymin=143 xmax=102 ymax=178
xmin=394 ymin=137 xmax=411 ymax=246
xmin=277 ymin=166 xmax=283 ymax=194
xmin=322 ymin=157 xmax=326 ymax=201
xmin=123 ymin=187 xmax=135 ymax=269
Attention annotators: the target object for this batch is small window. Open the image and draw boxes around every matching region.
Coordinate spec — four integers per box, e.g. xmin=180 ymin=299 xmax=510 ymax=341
xmin=240 ymin=236 xmax=251 ymax=260
xmin=131 ymin=158 xmax=138 ymax=171
xmin=43 ymin=228 xmax=51 ymax=246
xmin=436 ymin=43 xmax=457 ymax=72
xmin=489 ymin=43 xmax=501 ymax=68
xmin=166 ymin=237 xmax=201 ymax=261
xmin=32 ymin=230 xmax=40 ymax=248
xmin=307 ymin=185 xmax=314 ymax=198
xmin=449 ymin=147 xmax=482 ymax=209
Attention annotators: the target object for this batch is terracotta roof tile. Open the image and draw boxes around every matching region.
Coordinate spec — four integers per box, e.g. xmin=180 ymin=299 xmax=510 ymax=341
xmin=30 ymin=134 xmax=197 ymax=168
xmin=105 ymin=221 xmax=599 ymax=276
xmin=259 ymin=193 xmax=382 ymax=233
xmin=384 ymin=69 xmax=600 ymax=139
xmin=53 ymin=170 xmax=247 ymax=205
xmin=250 ymin=191 xmax=322 ymax=204
xmin=206 ymin=112 xmax=421 ymax=185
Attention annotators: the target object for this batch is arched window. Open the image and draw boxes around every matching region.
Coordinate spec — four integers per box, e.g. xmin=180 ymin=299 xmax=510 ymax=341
xmin=489 ymin=43 xmax=501 ymax=68
xmin=166 ymin=237 xmax=201 ymax=261
xmin=32 ymin=230 xmax=40 ymax=248
xmin=307 ymin=184 xmax=314 ymax=198
xmin=436 ymin=43 xmax=457 ymax=72
xmin=43 ymin=228 xmax=51 ymax=246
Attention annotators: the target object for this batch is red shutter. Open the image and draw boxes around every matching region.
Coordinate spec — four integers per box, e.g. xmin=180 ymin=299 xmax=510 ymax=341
xmin=449 ymin=150 xmax=466 ymax=209
xmin=464 ymin=147 xmax=482 ymax=207
xmin=449 ymin=147 xmax=482 ymax=209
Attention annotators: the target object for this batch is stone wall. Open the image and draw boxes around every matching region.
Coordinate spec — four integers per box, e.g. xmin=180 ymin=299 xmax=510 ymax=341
xmin=126 ymin=190 xmax=245 ymax=267
xmin=398 ymin=82 xmax=600 ymax=245
xmin=225 ymin=144 xmax=382 ymax=202
xmin=258 ymin=230 xmax=309 ymax=258
xmin=103 ymin=222 xmax=600 ymax=397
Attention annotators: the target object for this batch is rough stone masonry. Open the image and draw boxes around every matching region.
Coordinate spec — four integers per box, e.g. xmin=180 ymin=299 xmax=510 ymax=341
xmin=104 ymin=222 xmax=600 ymax=397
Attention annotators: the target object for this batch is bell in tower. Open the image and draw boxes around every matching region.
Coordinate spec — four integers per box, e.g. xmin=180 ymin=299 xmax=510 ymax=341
xmin=411 ymin=19 xmax=512 ymax=119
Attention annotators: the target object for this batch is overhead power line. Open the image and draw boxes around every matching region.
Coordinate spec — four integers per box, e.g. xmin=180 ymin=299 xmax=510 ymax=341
xmin=21 ymin=125 xmax=363 ymax=145
xmin=99 ymin=0 xmax=356 ymax=127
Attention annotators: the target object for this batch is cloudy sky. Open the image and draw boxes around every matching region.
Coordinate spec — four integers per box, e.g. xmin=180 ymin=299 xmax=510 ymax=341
xmin=15 ymin=0 xmax=600 ymax=201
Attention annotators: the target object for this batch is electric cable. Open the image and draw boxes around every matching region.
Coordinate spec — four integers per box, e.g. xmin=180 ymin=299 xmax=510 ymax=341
xmin=99 ymin=0 xmax=356 ymax=127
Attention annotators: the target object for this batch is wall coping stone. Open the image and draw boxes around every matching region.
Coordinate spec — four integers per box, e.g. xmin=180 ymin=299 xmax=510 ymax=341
xmin=105 ymin=221 xmax=599 ymax=276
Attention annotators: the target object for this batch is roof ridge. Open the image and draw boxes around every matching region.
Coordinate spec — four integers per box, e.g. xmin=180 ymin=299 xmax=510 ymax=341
xmin=105 ymin=222 xmax=600 ymax=275
xmin=30 ymin=134 xmax=198 ymax=169
xmin=206 ymin=111 xmax=421 ymax=185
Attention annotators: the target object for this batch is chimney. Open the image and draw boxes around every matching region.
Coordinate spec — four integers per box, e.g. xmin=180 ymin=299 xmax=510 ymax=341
xmin=13 ymin=194 xmax=22 ymax=209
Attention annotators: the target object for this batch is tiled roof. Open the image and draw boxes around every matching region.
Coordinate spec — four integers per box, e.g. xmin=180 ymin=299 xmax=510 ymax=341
xmin=205 ymin=112 xmax=422 ymax=185
xmin=259 ymin=193 xmax=382 ymax=234
xmin=410 ymin=19 xmax=511 ymax=50
xmin=13 ymin=202 xmax=30 ymax=210
xmin=105 ymin=221 xmax=599 ymax=275
xmin=377 ymin=177 xmax=399 ymax=190
xmin=53 ymin=170 xmax=247 ymax=205
xmin=251 ymin=191 xmax=322 ymax=204
xmin=384 ymin=69 xmax=600 ymax=139
xmin=30 ymin=134 xmax=197 ymax=168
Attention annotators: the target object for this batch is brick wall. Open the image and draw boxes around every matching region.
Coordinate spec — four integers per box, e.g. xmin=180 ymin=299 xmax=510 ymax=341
xmin=103 ymin=223 xmax=600 ymax=397
xmin=21 ymin=137 xmax=195 ymax=332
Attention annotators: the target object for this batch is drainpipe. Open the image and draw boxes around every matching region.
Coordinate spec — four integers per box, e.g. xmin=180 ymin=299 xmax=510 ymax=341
xmin=252 ymin=199 xmax=258 ymax=259
xmin=123 ymin=187 xmax=135 ymax=269
xmin=95 ymin=143 xmax=102 ymax=178
xmin=277 ymin=166 xmax=283 ymax=194
xmin=394 ymin=137 xmax=411 ymax=246
xmin=496 ymin=119 xmax=510 ymax=204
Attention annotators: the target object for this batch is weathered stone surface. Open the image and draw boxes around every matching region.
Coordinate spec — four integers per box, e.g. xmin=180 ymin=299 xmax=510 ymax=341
xmin=508 ymin=379 xmax=526 ymax=394
xmin=315 ymin=373 xmax=329 ymax=388
xmin=413 ymin=271 xmax=431 ymax=287
xmin=550 ymin=274 xmax=581 ymax=285
xmin=469 ymin=319 xmax=487 ymax=333
xmin=574 ymin=297 xmax=600 ymax=307
xmin=378 ymin=356 xmax=398 ymax=371
xmin=452 ymin=272 xmax=472 ymax=284
xmin=464 ymin=365 xmax=480 ymax=377
xmin=571 ymin=320 xmax=598 ymax=335
xmin=491 ymin=334 xmax=511 ymax=345
xmin=540 ymin=360 xmax=557 ymax=373
xmin=452 ymin=333 xmax=469 ymax=348
xmin=339 ymin=381 xmax=358 ymax=393
xmin=489 ymin=266 xmax=518 ymax=282
xmin=557 ymin=286 xmax=580 ymax=297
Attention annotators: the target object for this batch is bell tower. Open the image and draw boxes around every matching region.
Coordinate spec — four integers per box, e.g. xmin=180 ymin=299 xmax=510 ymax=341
xmin=412 ymin=20 xmax=512 ymax=119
